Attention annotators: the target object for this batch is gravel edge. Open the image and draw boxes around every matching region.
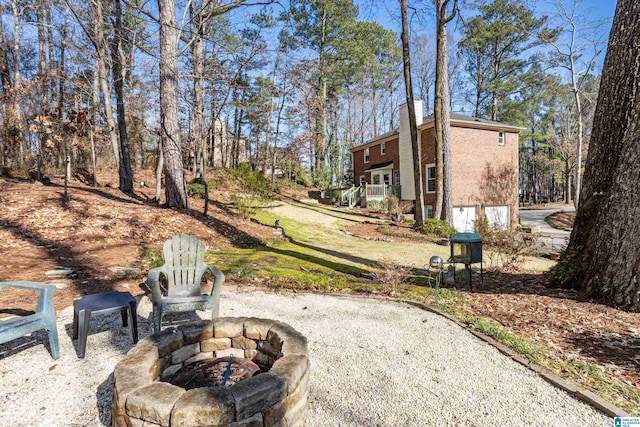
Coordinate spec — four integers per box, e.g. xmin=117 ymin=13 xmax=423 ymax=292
xmin=402 ymin=299 xmax=630 ymax=418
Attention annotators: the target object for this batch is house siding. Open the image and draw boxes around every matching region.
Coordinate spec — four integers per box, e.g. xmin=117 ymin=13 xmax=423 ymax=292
xmin=450 ymin=127 xmax=519 ymax=228
xmin=352 ymin=138 xmax=400 ymax=186
xmin=351 ymin=111 xmax=520 ymax=229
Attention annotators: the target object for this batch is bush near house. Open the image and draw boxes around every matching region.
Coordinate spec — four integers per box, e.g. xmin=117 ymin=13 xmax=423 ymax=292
xmin=416 ymin=218 xmax=457 ymax=238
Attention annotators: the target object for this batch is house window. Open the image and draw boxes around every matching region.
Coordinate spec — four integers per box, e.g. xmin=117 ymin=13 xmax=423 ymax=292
xmin=381 ymin=143 xmax=386 ymax=155
xmin=383 ymin=173 xmax=390 ymax=185
xmin=393 ymin=170 xmax=400 ymax=185
xmin=373 ymin=174 xmax=380 ymax=184
xmin=425 ymin=205 xmax=433 ymax=219
xmin=364 ymin=148 xmax=370 ymax=163
xmin=498 ymin=132 xmax=505 ymax=146
xmin=426 ymin=164 xmax=436 ymax=193
xmin=359 ymin=175 xmax=365 ymax=186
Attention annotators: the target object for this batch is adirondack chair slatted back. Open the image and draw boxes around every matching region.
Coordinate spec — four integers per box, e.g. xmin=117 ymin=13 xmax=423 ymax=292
xmin=164 ymin=234 xmax=208 ymax=297
xmin=148 ymin=234 xmax=225 ymax=332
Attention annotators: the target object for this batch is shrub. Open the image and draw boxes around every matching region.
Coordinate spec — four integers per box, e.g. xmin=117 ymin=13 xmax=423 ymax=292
xmin=475 ymin=217 xmax=535 ymax=272
xmin=416 ymin=218 xmax=457 ymax=238
xmin=230 ymin=163 xmax=271 ymax=197
xmin=187 ymin=178 xmax=215 ymax=199
xmin=370 ymin=258 xmax=412 ymax=294
xmin=383 ymin=195 xmax=402 ymax=221
xmin=230 ymin=193 xmax=255 ymax=219
xmin=549 ymin=244 xmax=586 ymax=289
xmin=295 ymin=168 xmax=314 ymax=187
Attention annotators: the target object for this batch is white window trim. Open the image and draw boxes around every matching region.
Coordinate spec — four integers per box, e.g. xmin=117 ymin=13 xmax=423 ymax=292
xmin=424 ymin=205 xmax=433 ymax=219
xmin=381 ymin=143 xmax=386 ymax=155
xmin=359 ymin=175 xmax=365 ymax=186
xmin=498 ymin=132 xmax=505 ymax=146
xmin=426 ymin=163 xmax=436 ymax=194
xmin=364 ymin=148 xmax=370 ymax=163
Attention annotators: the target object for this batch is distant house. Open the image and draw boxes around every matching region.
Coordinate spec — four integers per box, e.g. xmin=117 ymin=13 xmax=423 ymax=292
xmin=208 ymin=118 xmax=247 ymax=168
xmin=350 ymin=101 xmax=522 ymax=231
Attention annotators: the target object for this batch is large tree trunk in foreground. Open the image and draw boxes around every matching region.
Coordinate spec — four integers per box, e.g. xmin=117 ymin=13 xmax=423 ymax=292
xmin=158 ymin=0 xmax=188 ymax=209
xmin=560 ymin=0 xmax=640 ymax=311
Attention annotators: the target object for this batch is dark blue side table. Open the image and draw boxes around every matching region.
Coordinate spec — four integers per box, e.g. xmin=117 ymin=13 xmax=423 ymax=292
xmin=72 ymin=291 xmax=138 ymax=358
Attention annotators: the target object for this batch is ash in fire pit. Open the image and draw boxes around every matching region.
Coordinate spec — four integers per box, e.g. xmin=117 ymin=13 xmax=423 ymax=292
xmin=112 ymin=317 xmax=309 ymax=427
xmin=169 ymin=356 xmax=261 ymax=389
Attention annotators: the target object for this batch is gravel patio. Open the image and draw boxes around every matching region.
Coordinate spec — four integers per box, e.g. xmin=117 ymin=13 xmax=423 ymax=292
xmin=0 ymin=290 xmax=612 ymax=426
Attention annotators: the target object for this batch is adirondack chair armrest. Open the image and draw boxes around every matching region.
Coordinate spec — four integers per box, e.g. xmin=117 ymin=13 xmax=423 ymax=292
xmin=0 ymin=281 xmax=56 ymax=313
xmin=206 ymin=266 xmax=225 ymax=318
xmin=206 ymin=266 xmax=225 ymax=292
xmin=146 ymin=267 xmax=165 ymax=306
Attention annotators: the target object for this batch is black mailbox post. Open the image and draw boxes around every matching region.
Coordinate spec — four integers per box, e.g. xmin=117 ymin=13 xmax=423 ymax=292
xmin=449 ymin=232 xmax=483 ymax=288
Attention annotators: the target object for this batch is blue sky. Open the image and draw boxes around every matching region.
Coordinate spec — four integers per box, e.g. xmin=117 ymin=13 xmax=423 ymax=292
xmin=355 ymin=0 xmax=617 ymax=36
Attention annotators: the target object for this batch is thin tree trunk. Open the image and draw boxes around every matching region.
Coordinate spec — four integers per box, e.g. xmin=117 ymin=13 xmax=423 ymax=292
xmin=400 ymin=0 xmax=424 ymax=227
xmin=191 ymin=3 xmax=205 ymax=180
xmin=0 ymin=17 xmax=12 ymax=167
xmin=155 ymin=139 xmax=164 ymax=202
xmin=263 ymin=29 xmax=284 ymax=175
xmin=11 ymin=0 xmax=24 ymax=166
xmin=112 ymin=0 xmax=133 ymax=193
xmin=93 ymin=0 xmax=120 ymax=169
xmin=36 ymin=5 xmax=47 ymax=181
xmin=434 ymin=0 xmax=456 ymax=223
xmin=315 ymin=7 xmax=328 ymax=175
xmin=572 ymin=74 xmax=584 ymax=208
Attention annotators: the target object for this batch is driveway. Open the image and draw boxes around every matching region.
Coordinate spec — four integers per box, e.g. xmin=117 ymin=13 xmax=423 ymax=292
xmin=519 ymin=208 xmax=575 ymax=251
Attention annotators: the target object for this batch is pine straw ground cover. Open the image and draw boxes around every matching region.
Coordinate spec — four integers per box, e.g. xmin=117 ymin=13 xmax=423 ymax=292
xmin=0 ymin=175 xmax=638 ymax=414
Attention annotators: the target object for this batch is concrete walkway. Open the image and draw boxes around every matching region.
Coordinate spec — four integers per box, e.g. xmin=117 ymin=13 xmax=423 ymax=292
xmin=519 ymin=208 xmax=574 ymax=250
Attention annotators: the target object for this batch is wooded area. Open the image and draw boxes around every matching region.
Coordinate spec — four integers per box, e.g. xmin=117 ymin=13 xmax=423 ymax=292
xmin=0 ymin=0 xmax=609 ymax=206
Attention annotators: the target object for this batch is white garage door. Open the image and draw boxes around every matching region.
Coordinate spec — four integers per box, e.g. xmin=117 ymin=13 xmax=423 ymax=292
xmin=485 ymin=205 xmax=510 ymax=230
xmin=452 ymin=206 xmax=477 ymax=232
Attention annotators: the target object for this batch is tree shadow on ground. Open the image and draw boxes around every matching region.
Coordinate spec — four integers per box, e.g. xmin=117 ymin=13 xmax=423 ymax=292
xmin=463 ymin=270 xmax=584 ymax=301
xmin=566 ymin=332 xmax=640 ymax=380
xmin=1 ymin=220 xmax=120 ymax=292
xmin=278 ymin=194 xmax=377 ymax=223
xmin=48 ymin=182 xmax=151 ymax=205
xmin=284 ymin=237 xmax=378 ymax=271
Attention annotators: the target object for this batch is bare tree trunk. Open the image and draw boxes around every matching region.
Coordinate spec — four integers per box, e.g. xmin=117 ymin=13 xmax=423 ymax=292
xmin=191 ymin=3 xmax=205 ymax=180
xmin=0 ymin=17 xmax=12 ymax=167
xmin=36 ymin=5 xmax=48 ymax=181
xmin=572 ymin=73 xmax=583 ymax=208
xmin=400 ymin=0 xmax=425 ymax=226
xmin=155 ymin=139 xmax=164 ymax=202
xmin=92 ymin=0 xmax=120 ymax=169
xmin=112 ymin=0 xmax=133 ymax=193
xmin=264 ymin=24 xmax=288 ymax=187
xmin=434 ymin=0 xmax=456 ymax=223
xmin=158 ymin=0 xmax=188 ymax=208
xmin=314 ymin=7 xmax=328 ymax=175
xmin=10 ymin=0 xmax=24 ymax=166
xmin=560 ymin=0 xmax=640 ymax=310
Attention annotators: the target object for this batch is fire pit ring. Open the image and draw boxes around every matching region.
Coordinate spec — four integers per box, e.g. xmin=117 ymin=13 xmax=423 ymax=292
xmin=112 ymin=317 xmax=309 ymax=427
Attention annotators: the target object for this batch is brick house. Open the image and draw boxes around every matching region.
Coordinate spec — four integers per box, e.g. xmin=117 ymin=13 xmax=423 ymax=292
xmin=351 ymin=101 xmax=522 ymax=231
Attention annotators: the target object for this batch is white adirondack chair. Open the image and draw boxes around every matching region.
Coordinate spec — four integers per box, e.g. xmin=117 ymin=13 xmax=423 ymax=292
xmin=147 ymin=234 xmax=225 ymax=333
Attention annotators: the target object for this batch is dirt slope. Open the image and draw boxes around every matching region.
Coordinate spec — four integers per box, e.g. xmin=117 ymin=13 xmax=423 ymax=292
xmin=0 ymin=176 xmax=273 ymax=313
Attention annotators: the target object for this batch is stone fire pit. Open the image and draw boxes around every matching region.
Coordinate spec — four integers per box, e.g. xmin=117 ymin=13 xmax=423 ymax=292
xmin=112 ymin=317 xmax=309 ymax=427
